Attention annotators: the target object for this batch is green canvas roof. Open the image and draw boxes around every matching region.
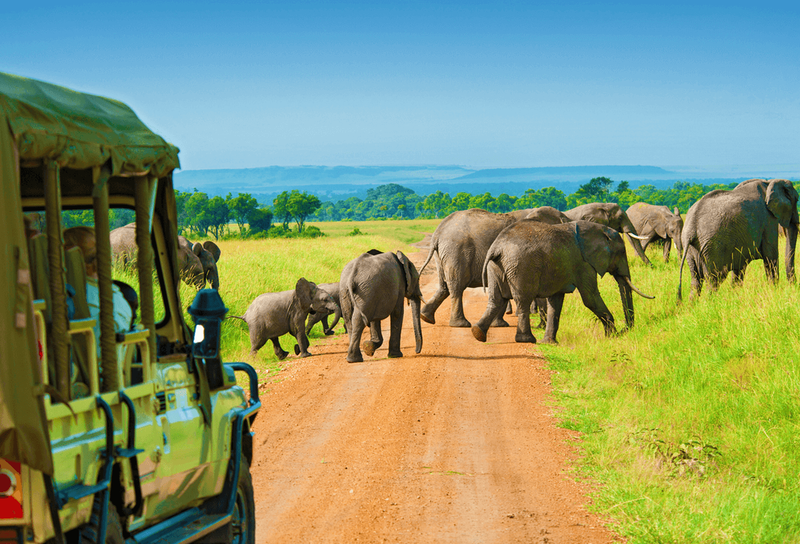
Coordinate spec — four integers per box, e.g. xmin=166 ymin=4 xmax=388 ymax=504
xmin=0 ymin=71 xmax=179 ymax=177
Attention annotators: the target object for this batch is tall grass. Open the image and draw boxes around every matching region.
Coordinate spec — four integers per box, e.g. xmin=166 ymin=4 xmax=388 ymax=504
xmin=543 ymin=241 xmax=800 ymax=542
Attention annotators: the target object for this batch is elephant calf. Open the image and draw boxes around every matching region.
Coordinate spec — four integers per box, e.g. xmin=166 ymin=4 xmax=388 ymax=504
xmin=340 ymin=250 xmax=423 ymax=363
xmin=305 ymin=282 xmax=344 ymax=335
xmin=231 ymin=278 xmax=339 ymax=360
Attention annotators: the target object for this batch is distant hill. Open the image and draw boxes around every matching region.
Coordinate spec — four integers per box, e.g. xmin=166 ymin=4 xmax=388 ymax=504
xmin=173 ymin=164 xmax=800 ymax=204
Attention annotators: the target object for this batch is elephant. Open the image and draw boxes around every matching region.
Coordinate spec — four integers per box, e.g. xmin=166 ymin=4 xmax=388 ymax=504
xmin=418 ymin=208 xmax=524 ymax=327
xmin=471 ymin=219 xmax=654 ymax=345
xmin=677 ymin=178 xmax=799 ymax=299
xmin=626 ymin=203 xmax=684 ymax=263
xmin=564 ymin=203 xmax=652 ymax=266
xmin=525 ymin=205 xmax=572 ymax=224
xmin=230 ymin=278 xmax=339 ymax=360
xmin=305 ymin=282 xmax=343 ymax=336
xmin=339 ymin=250 xmax=423 ymax=363
xmin=110 ymin=223 xmax=221 ymax=289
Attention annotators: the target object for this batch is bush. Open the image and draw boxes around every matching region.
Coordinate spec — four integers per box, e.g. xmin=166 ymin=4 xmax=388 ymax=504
xmin=347 ymin=227 xmax=365 ymax=236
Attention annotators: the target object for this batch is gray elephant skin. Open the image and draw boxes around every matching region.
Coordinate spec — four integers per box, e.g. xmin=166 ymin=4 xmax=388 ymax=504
xmin=231 ymin=278 xmax=339 ymax=360
xmin=472 ymin=219 xmax=654 ymax=345
xmin=110 ymin=223 xmax=221 ymax=289
xmin=340 ymin=250 xmax=423 ymax=363
xmin=305 ymin=282 xmax=343 ymax=335
xmin=418 ymin=208 xmax=527 ymax=328
xmin=626 ymin=203 xmax=684 ymax=263
xmin=678 ymin=178 xmax=799 ymax=298
xmin=564 ymin=202 xmax=652 ymax=266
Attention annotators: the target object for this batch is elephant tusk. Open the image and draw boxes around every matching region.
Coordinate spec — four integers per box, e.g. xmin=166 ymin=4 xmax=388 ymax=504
xmin=627 ymin=233 xmax=648 ymax=241
xmin=625 ymin=277 xmax=655 ymax=299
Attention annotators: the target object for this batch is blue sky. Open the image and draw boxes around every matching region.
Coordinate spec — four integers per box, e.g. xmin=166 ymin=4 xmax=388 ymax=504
xmin=3 ymin=1 xmax=799 ymax=171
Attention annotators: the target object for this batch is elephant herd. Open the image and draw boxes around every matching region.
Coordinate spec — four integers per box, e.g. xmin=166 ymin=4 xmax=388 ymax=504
xmin=114 ymin=177 xmax=798 ymax=363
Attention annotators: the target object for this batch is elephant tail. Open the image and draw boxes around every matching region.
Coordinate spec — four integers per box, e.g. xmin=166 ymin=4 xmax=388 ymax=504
xmin=677 ymin=243 xmax=689 ymax=303
xmin=482 ymin=245 xmax=501 ymax=292
xmin=417 ymin=236 xmax=438 ymax=276
xmin=227 ymin=314 xmax=248 ymax=325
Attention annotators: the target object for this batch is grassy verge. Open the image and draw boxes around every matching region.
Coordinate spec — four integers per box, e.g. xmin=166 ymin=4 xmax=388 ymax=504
xmin=541 ymin=243 xmax=800 ymax=542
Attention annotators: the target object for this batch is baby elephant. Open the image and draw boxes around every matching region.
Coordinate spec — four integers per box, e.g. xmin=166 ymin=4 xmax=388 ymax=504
xmin=232 ymin=278 xmax=339 ymax=359
xmin=340 ymin=250 xmax=423 ymax=363
xmin=305 ymin=282 xmax=344 ymax=336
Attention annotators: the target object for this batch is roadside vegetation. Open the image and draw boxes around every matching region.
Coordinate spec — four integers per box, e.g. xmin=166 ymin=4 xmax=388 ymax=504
xmin=541 ymin=240 xmax=800 ymax=543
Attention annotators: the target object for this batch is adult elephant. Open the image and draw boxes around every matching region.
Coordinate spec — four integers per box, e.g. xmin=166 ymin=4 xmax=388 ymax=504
xmin=626 ymin=202 xmax=684 ymax=263
xmin=418 ymin=208 xmax=523 ymax=327
xmin=110 ymin=223 xmax=222 ymax=289
xmin=340 ymin=250 xmax=423 ymax=363
xmin=471 ymin=220 xmax=654 ymax=345
xmin=564 ymin=203 xmax=652 ymax=266
xmin=678 ymin=178 xmax=799 ymax=298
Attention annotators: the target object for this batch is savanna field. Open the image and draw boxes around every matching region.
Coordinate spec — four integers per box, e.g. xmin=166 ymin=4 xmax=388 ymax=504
xmin=116 ymin=218 xmax=800 ymax=543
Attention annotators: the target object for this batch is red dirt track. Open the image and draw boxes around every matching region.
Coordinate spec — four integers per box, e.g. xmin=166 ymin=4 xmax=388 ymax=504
xmin=250 ymin=235 xmax=621 ymax=543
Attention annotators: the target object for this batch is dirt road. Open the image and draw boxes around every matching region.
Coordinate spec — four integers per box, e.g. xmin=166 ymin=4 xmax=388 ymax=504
xmin=251 ymin=237 xmax=621 ymax=543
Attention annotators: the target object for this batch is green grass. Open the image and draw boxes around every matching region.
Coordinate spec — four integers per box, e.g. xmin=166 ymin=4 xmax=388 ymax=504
xmin=541 ymin=242 xmax=800 ymax=542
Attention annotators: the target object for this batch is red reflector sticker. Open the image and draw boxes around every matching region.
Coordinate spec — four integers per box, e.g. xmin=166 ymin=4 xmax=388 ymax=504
xmin=0 ymin=460 xmax=22 ymax=519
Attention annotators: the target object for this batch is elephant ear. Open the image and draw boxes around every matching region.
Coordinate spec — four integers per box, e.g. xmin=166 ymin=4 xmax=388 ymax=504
xmin=766 ymin=179 xmax=800 ymax=227
xmin=651 ymin=216 xmax=667 ymax=239
xmin=574 ymin=222 xmax=613 ymax=277
xmin=395 ymin=251 xmax=418 ymax=298
xmin=192 ymin=242 xmax=204 ymax=256
xmin=673 ymin=207 xmax=681 ymax=216
xmin=202 ymin=240 xmax=221 ymax=262
xmin=295 ymin=277 xmax=315 ymax=310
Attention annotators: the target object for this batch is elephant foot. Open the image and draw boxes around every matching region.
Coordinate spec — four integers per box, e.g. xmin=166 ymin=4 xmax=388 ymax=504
xmin=294 ymin=345 xmax=300 ymax=355
xmin=420 ymin=310 xmax=436 ymax=325
xmin=347 ymin=352 xmax=363 ymax=363
xmin=361 ymin=341 xmax=377 ymax=357
xmin=449 ymin=317 xmax=472 ymax=328
xmin=276 ymin=350 xmax=289 ymax=361
xmin=540 ymin=337 xmax=558 ymax=345
xmin=324 ymin=329 xmax=335 ymax=336
xmin=471 ymin=326 xmax=487 ymax=342
xmin=387 ymin=350 xmax=403 ymax=358
xmin=514 ymin=332 xmax=537 ymax=344
xmin=491 ymin=317 xmax=510 ymax=327
xmin=297 ymin=351 xmax=311 ymax=358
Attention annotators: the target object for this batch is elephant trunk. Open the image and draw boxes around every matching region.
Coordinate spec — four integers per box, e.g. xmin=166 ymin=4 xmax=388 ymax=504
xmin=785 ymin=222 xmax=798 ymax=282
xmin=328 ymin=303 xmax=343 ymax=332
xmin=410 ymin=297 xmax=423 ymax=354
xmin=622 ymin=219 xmax=652 ymax=266
xmin=616 ymin=277 xmax=635 ymax=329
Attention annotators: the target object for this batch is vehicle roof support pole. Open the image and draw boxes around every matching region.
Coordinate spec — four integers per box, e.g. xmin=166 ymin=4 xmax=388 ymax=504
xmin=135 ymin=176 xmax=157 ymax=362
xmin=44 ymin=162 xmax=70 ymax=399
xmin=92 ymin=166 xmax=118 ymax=391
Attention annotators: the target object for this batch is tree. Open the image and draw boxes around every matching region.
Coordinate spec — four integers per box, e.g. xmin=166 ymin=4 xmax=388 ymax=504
xmin=574 ymin=176 xmax=615 ymax=202
xmin=183 ymin=192 xmax=213 ymax=236
xmin=206 ymin=196 xmax=230 ymax=240
xmin=286 ymin=190 xmax=321 ymax=232
xmin=226 ymin=192 xmax=259 ymax=233
xmin=536 ymin=187 xmax=567 ymax=210
xmin=273 ymin=191 xmax=292 ymax=229
xmin=247 ymin=207 xmax=273 ymax=234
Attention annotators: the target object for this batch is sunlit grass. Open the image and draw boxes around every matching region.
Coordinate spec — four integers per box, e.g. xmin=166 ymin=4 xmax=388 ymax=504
xmin=539 ymin=239 xmax=800 ymax=542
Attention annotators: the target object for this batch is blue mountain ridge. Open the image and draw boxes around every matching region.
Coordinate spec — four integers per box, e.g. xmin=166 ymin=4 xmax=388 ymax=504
xmin=173 ymin=164 xmax=799 ymax=203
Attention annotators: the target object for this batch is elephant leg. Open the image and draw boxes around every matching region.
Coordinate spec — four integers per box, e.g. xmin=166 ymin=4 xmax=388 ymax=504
xmin=321 ymin=314 xmax=335 ymax=335
xmin=420 ymin=283 xmax=448 ymax=325
xmin=505 ymin=300 xmax=513 ymax=314
xmin=270 ymin=338 xmax=289 ymax=360
xmin=471 ymin=294 xmax=508 ymax=342
xmin=387 ymin=299 xmax=405 ymax=358
xmin=578 ymin=283 xmax=616 ymax=337
xmin=541 ymin=294 xmax=564 ymax=344
xmin=513 ymin=295 xmax=536 ymax=343
xmin=687 ymin=250 xmax=704 ymax=298
xmin=662 ymin=239 xmax=671 ymax=262
xmin=294 ymin=330 xmax=312 ymax=358
xmin=448 ymin=286 xmax=471 ymax=328
xmin=362 ymin=320 xmax=384 ymax=357
xmin=533 ymin=298 xmax=547 ymax=329
xmin=346 ymin=310 xmax=367 ymax=363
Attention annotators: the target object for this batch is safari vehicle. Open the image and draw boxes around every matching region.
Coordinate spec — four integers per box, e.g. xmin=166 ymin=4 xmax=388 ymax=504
xmin=0 ymin=73 xmax=260 ymax=543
